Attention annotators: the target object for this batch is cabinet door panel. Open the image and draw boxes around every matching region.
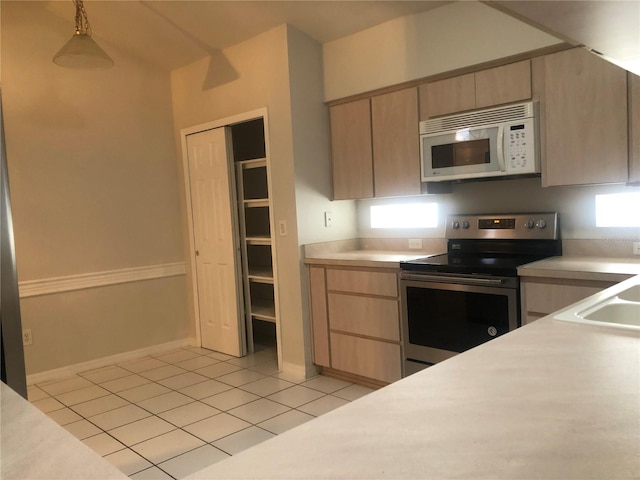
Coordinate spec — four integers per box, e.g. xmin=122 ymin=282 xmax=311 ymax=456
xmin=371 ymin=87 xmax=421 ymax=197
xmin=542 ymin=48 xmax=628 ymax=186
xmin=630 ymin=73 xmax=640 ymax=183
xmin=524 ymin=279 xmax=615 ymax=315
xmin=326 ymin=269 xmax=397 ymax=297
xmin=328 ymin=293 xmax=400 ymax=341
xmin=421 ymin=73 xmax=476 ymax=118
xmin=309 ymin=267 xmax=330 ymax=367
xmin=330 ymin=333 xmax=401 ymax=383
xmin=330 ymin=99 xmax=374 ymax=200
xmin=475 ymin=60 xmax=532 ymax=109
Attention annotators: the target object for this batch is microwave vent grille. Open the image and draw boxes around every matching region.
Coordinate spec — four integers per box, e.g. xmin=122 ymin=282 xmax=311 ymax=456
xmin=420 ymin=102 xmax=535 ymax=135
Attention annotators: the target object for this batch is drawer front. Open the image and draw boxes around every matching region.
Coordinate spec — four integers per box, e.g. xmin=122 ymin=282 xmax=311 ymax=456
xmin=328 ymin=293 xmax=399 ymax=341
xmin=525 ymin=281 xmax=612 ymax=315
xmin=326 ymin=269 xmax=397 ymax=297
xmin=330 ymin=333 xmax=402 ymax=383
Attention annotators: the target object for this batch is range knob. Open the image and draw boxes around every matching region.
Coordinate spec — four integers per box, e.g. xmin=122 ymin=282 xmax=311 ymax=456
xmin=452 ymin=220 xmax=460 ymax=229
xmin=535 ymin=219 xmax=547 ymax=229
xmin=524 ymin=219 xmax=535 ymax=229
xmin=462 ymin=221 xmax=470 ymax=229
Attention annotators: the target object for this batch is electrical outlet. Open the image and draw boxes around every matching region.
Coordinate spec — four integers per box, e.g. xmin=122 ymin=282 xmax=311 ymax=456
xmin=633 ymin=242 xmax=640 ymax=256
xmin=23 ymin=329 xmax=33 ymax=346
xmin=408 ymin=239 xmax=423 ymax=250
xmin=324 ymin=211 xmax=333 ymax=228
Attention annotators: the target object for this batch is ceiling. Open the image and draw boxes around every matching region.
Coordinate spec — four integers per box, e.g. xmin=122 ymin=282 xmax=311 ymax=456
xmin=490 ymin=1 xmax=640 ymax=75
xmin=45 ymin=1 xmax=450 ymax=72
xmin=44 ymin=1 xmax=639 ymax=75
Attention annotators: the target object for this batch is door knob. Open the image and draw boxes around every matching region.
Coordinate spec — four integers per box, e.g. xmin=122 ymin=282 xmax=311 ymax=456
xmin=195 ymin=250 xmax=200 ymax=256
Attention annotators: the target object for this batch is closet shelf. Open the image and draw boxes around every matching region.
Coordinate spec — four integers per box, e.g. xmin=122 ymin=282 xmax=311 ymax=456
xmin=248 ymin=268 xmax=274 ymax=284
xmin=244 ymin=199 xmax=269 ymax=208
xmin=250 ymin=300 xmax=276 ymax=323
xmin=246 ymin=236 xmax=271 ymax=246
xmin=240 ymin=158 xmax=267 ymax=169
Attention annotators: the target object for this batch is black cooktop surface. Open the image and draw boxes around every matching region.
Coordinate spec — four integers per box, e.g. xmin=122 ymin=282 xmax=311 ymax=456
xmin=400 ymin=253 xmax=553 ymax=277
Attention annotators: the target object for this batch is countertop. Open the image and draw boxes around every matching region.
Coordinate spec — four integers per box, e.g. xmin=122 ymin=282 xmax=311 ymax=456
xmin=303 ymin=250 xmax=427 ymax=268
xmin=186 ymin=276 xmax=640 ymax=480
xmin=518 ymin=256 xmax=640 ymax=282
xmin=0 ymin=382 xmax=128 ymax=480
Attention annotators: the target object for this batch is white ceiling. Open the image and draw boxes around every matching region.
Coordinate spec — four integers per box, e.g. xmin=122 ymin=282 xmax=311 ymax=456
xmin=46 ymin=1 xmax=449 ymax=71
xmin=490 ymin=1 xmax=640 ymax=75
xmin=45 ymin=1 xmax=640 ymax=75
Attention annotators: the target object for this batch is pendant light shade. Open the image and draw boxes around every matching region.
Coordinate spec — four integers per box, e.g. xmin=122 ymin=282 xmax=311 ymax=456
xmin=53 ymin=0 xmax=113 ymax=69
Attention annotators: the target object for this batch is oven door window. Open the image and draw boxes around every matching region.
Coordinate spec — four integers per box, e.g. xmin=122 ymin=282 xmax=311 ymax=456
xmin=405 ymin=285 xmax=513 ymax=353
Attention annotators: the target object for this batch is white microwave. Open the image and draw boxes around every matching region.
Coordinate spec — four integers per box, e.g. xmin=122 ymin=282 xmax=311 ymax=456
xmin=420 ymin=102 xmax=539 ymax=182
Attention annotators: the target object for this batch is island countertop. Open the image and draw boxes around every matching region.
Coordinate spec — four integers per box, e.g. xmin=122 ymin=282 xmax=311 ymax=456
xmin=187 ymin=275 xmax=640 ymax=480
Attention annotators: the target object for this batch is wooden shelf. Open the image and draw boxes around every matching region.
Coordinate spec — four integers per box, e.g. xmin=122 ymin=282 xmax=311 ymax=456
xmin=248 ymin=268 xmax=274 ymax=284
xmin=246 ymin=236 xmax=271 ymax=246
xmin=251 ymin=300 xmax=276 ymax=323
xmin=244 ymin=199 xmax=269 ymax=208
xmin=240 ymin=158 xmax=267 ymax=169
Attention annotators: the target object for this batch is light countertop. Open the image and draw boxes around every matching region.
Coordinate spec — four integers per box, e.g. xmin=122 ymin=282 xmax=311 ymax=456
xmin=186 ymin=276 xmax=640 ymax=479
xmin=0 ymin=382 xmax=128 ymax=480
xmin=518 ymin=256 xmax=640 ymax=282
xmin=303 ymin=250 xmax=428 ymax=268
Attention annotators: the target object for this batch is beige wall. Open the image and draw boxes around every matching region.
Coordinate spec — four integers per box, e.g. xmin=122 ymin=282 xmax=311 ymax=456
xmin=1 ymin=1 xmax=189 ymax=375
xmin=323 ymin=1 xmax=563 ymax=101
xmin=172 ymin=25 xmax=345 ymax=376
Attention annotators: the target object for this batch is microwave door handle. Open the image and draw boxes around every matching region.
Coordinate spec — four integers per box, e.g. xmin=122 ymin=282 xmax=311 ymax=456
xmin=496 ymin=124 xmax=506 ymax=172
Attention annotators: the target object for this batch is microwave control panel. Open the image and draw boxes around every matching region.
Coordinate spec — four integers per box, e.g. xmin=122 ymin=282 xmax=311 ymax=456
xmin=504 ymin=118 xmax=537 ymax=174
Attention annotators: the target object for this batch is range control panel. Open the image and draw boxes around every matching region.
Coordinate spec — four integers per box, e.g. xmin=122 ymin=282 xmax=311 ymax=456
xmin=446 ymin=213 xmax=558 ymax=240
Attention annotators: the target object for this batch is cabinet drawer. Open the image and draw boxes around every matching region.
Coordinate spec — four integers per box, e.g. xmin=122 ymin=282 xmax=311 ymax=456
xmin=330 ymin=333 xmax=401 ymax=384
xmin=328 ymin=293 xmax=399 ymax=341
xmin=326 ymin=269 xmax=397 ymax=297
xmin=524 ymin=280 xmax=614 ymax=315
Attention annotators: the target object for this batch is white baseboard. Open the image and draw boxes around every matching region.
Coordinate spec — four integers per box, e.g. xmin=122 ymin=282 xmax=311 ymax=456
xmin=27 ymin=338 xmax=193 ymax=386
xmin=19 ymin=262 xmax=186 ymax=298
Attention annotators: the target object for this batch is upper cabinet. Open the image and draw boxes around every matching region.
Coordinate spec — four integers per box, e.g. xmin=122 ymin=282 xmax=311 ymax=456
xmin=535 ymin=48 xmax=628 ymax=187
xmin=330 ymin=87 xmax=420 ymax=200
xmin=630 ymin=72 xmax=640 ymax=184
xmin=371 ymin=88 xmax=421 ymax=197
xmin=330 ymin=99 xmax=374 ymax=200
xmin=419 ymin=60 xmax=532 ymax=119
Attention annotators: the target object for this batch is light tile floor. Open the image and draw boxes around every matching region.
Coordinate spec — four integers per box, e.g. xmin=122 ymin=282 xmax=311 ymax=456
xmin=28 ymin=345 xmax=374 ymax=479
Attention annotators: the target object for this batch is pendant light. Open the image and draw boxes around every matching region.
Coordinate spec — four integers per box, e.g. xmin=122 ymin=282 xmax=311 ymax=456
xmin=53 ymin=0 xmax=114 ymax=69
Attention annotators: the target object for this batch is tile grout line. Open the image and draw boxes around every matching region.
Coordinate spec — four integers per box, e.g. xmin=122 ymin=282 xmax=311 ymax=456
xmin=30 ymin=345 xmax=365 ymax=480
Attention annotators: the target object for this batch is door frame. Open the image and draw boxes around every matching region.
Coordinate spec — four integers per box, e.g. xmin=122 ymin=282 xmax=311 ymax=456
xmin=180 ymin=108 xmax=281 ymax=362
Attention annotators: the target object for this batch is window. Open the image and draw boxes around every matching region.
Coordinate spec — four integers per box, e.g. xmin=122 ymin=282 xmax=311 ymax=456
xmin=595 ymin=192 xmax=640 ymax=227
xmin=370 ymin=203 xmax=438 ymax=229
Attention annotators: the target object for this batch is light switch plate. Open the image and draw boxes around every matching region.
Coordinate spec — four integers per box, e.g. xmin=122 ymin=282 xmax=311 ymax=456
xmin=278 ymin=220 xmax=288 ymax=236
xmin=324 ymin=211 xmax=333 ymax=228
xmin=633 ymin=242 xmax=640 ymax=255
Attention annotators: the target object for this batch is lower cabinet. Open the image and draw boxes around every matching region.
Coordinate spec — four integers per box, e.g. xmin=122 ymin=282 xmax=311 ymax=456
xmin=520 ymin=276 xmax=623 ymax=324
xmin=308 ymin=265 xmax=402 ymax=384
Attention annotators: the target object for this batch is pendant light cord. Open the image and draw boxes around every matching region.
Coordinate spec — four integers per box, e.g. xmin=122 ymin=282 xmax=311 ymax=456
xmin=74 ymin=0 xmax=92 ymax=36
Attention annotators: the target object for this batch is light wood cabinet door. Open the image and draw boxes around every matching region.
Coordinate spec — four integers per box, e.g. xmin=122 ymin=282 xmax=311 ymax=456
xmin=521 ymin=277 xmax=617 ymax=324
xmin=420 ymin=73 xmax=476 ymax=119
xmin=328 ymin=293 xmax=400 ymax=341
xmin=371 ymin=87 xmax=421 ymax=197
xmin=326 ymin=268 xmax=397 ymax=297
xmin=541 ymin=48 xmax=628 ymax=186
xmin=630 ymin=73 xmax=640 ymax=183
xmin=475 ymin=60 xmax=532 ymax=109
xmin=330 ymin=333 xmax=402 ymax=384
xmin=309 ymin=267 xmax=330 ymax=367
xmin=329 ymin=99 xmax=373 ymax=200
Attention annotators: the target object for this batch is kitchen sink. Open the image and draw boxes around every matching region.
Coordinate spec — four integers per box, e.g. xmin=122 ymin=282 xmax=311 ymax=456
xmin=554 ymin=278 xmax=640 ymax=331
xmin=618 ymin=285 xmax=640 ymax=302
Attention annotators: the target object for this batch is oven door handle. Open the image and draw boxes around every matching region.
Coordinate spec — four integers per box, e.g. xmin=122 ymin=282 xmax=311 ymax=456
xmin=400 ymin=273 xmax=505 ymax=286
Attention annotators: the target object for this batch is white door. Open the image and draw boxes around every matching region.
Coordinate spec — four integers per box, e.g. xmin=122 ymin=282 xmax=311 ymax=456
xmin=186 ymin=127 xmax=245 ymax=356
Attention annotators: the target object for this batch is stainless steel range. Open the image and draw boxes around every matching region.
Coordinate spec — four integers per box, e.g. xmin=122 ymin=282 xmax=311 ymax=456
xmin=400 ymin=212 xmax=561 ymax=376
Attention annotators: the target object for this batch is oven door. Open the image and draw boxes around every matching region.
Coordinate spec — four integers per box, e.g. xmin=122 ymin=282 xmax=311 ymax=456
xmin=400 ymin=273 xmax=519 ymax=374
